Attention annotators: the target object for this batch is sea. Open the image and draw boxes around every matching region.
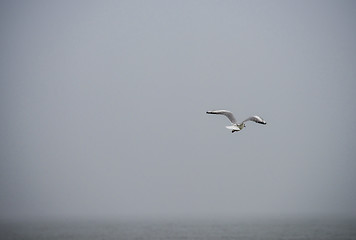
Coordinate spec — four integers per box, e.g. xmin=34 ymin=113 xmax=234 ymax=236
xmin=1 ymin=218 xmax=356 ymax=240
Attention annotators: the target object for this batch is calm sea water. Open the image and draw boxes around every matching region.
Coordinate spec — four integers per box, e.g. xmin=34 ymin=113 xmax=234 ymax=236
xmin=1 ymin=218 xmax=356 ymax=240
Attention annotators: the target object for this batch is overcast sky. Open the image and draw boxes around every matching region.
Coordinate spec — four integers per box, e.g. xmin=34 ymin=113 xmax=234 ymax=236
xmin=1 ymin=0 xmax=356 ymax=221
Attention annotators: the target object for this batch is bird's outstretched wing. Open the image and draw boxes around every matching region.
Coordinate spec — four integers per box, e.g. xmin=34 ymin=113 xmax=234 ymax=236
xmin=242 ymin=116 xmax=267 ymax=125
xmin=206 ymin=110 xmax=237 ymax=124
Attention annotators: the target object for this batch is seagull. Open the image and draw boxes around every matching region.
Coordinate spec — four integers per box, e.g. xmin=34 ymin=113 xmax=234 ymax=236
xmin=206 ymin=110 xmax=266 ymax=133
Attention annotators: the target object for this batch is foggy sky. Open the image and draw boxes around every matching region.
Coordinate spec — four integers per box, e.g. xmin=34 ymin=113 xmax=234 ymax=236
xmin=1 ymin=0 xmax=356 ymax=220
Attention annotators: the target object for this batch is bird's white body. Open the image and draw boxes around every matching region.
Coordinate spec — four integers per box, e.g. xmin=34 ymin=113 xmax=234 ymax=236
xmin=206 ymin=110 xmax=266 ymax=133
xmin=225 ymin=123 xmax=245 ymax=132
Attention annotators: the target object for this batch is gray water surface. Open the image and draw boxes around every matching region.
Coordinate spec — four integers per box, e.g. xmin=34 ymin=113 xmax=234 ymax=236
xmin=2 ymin=218 xmax=356 ymax=240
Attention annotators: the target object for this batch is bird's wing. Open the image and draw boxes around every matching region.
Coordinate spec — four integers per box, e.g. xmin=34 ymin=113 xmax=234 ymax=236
xmin=242 ymin=115 xmax=267 ymax=125
xmin=206 ymin=110 xmax=237 ymax=124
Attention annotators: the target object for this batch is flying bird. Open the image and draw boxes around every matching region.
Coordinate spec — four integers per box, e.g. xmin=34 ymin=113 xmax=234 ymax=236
xmin=206 ymin=110 xmax=266 ymax=133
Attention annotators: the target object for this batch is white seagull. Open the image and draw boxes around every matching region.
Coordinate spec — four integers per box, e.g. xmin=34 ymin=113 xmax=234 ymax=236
xmin=206 ymin=110 xmax=266 ymax=133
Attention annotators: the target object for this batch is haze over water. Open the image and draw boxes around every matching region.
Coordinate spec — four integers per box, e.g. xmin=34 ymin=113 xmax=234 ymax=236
xmin=1 ymin=2 xmax=356 ymax=239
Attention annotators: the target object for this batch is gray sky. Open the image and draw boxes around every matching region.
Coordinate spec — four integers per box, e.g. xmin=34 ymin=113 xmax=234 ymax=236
xmin=1 ymin=0 xmax=356 ymax=221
